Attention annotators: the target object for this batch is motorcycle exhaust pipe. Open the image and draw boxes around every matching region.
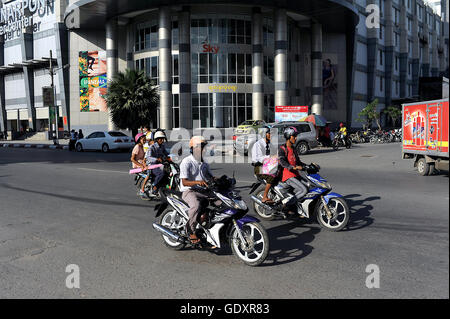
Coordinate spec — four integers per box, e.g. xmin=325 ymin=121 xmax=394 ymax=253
xmin=152 ymin=223 xmax=185 ymax=243
xmin=250 ymin=195 xmax=275 ymax=211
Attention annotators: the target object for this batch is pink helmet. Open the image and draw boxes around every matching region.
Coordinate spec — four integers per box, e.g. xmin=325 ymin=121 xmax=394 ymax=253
xmin=135 ymin=133 xmax=145 ymax=143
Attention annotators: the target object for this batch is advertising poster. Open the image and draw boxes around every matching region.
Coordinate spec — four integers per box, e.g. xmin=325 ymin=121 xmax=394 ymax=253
xmin=322 ymin=54 xmax=338 ymax=110
xmin=79 ymin=51 xmax=107 ymax=112
xmin=275 ymin=106 xmax=308 ymax=122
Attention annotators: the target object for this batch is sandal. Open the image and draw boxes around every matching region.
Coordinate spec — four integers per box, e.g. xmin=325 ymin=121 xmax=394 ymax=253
xmin=189 ymin=234 xmax=201 ymax=244
xmin=261 ymin=198 xmax=275 ymax=204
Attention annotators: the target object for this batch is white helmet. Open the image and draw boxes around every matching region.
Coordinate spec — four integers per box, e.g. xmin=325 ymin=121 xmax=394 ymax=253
xmin=153 ymin=131 xmax=166 ymax=140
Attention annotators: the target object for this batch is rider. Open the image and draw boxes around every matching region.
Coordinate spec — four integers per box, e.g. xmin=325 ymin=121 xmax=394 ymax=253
xmin=179 ymin=136 xmax=214 ymax=244
xmin=278 ymin=126 xmax=308 ymax=216
xmin=251 ymin=126 xmax=277 ymax=203
xmin=131 ymin=133 xmax=149 ymax=199
xmin=143 ymin=125 xmax=153 ymax=153
xmin=338 ymin=122 xmax=348 ymax=145
xmin=145 ymin=130 xmax=171 ymax=195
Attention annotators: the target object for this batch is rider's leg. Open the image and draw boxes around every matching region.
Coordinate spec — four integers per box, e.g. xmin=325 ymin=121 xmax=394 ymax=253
xmin=140 ymin=172 xmax=150 ymax=193
xmin=182 ymin=190 xmax=208 ymax=242
xmin=285 ymin=177 xmax=308 ymax=201
xmin=151 ymin=167 xmax=165 ymax=193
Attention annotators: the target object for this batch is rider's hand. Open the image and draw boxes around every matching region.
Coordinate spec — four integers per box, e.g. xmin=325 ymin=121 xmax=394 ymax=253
xmin=295 ymin=166 xmax=303 ymax=171
xmin=157 ymin=158 xmax=163 ymax=163
xmin=198 ymin=181 xmax=208 ymax=187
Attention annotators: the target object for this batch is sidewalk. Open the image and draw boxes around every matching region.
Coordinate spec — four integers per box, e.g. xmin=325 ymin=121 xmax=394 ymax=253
xmin=0 ymin=139 xmax=70 ymax=150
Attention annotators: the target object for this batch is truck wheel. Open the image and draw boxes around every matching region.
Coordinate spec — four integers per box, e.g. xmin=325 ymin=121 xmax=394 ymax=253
xmin=417 ymin=158 xmax=430 ymax=176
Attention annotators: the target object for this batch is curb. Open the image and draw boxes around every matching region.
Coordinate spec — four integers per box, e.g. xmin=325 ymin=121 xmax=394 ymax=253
xmin=0 ymin=143 xmax=67 ymax=150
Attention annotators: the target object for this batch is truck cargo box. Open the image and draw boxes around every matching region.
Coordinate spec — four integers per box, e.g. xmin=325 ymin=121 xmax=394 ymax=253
xmin=402 ymin=99 xmax=449 ymax=158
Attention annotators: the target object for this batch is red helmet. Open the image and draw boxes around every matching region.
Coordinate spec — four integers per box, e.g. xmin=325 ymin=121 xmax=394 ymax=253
xmin=339 ymin=122 xmax=344 ymax=127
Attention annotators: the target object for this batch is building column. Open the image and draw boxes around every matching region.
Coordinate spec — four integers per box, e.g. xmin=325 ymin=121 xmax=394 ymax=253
xmin=55 ymin=22 xmax=70 ymax=131
xmin=179 ymin=7 xmax=191 ymax=129
xmin=126 ymin=24 xmax=135 ymax=70
xmin=274 ymin=8 xmax=288 ymax=108
xmin=252 ymin=7 xmax=264 ymax=121
xmin=106 ymin=18 xmax=119 ymax=131
xmin=311 ymin=21 xmax=323 ymax=115
xmin=21 ymin=10 xmax=36 ymax=131
xmin=158 ymin=6 xmax=173 ymax=130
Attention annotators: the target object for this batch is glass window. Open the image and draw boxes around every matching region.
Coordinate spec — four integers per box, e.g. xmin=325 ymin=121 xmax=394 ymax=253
xmin=140 ymin=29 xmax=145 ymax=50
xmin=199 ymin=19 xmax=207 ymax=43
xmin=145 ymin=28 xmax=151 ymax=49
xmin=208 ymin=18 xmax=219 ymax=43
xmin=228 ymin=19 xmax=236 ymax=43
xmin=218 ymin=54 xmax=227 ymax=82
xmin=191 ymin=53 xmax=198 ymax=84
xmin=151 ymin=25 xmax=158 ymax=48
xmin=192 ymin=93 xmax=199 ymax=107
xmin=246 ymin=93 xmax=252 ymax=107
xmin=173 ymin=55 xmax=179 ymax=84
xmin=199 ymin=53 xmax=208 ymax=83
xmin=238 ymin=93 xmax=245 ymax=106
xmin=228 ymin=53 xmax=236 ymax=83
xmin=172 ymin=20 xmax=179 ymax=46
xmin=209 ymin=54 xmax=218 ymax=83
xmin=151 ymin=56 xmax=158 ymax=80
xmin=219 ymin=19 xmax=227 ymax=43
xmin=236 ymin=20 xmax=245 ymax=44
xmin=200 ymin=93 xmax=208 ymax=106
xmin=145 ymin=57 xmax=151 ymax=76
xmin=245 ymin=21 xmax=251 ymax=44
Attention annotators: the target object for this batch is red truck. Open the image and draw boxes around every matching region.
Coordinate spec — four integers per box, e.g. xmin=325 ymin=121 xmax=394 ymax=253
xmin=402 ymin=98 xmax=449 ymax=175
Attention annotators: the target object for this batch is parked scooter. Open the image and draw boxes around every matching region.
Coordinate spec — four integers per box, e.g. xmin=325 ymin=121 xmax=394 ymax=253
xmin=249 ymin=163 xmax=350 ymax=231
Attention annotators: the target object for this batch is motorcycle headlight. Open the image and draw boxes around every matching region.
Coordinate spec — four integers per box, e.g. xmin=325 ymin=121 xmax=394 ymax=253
xmin=233 ymin=199 xmax=248 ymax=210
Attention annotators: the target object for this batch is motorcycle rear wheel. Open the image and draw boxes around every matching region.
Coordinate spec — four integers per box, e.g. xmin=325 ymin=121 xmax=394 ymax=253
xmin=253 ymin=186 xmax=276 ymax=221
xmin=229 ymin=222 xmax=269 ymax=266
xmin=159 ymin=209 xmax=187 ymax=250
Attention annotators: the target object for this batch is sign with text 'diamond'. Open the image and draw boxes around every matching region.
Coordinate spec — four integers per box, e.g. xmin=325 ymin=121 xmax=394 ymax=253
xmin=275 ymin=106 xmax=308 ymax=122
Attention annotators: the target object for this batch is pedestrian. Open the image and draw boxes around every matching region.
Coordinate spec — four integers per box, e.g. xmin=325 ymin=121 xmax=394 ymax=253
xmin=69 ymin=129 xmax=76 ymax=151
xmin=78 ymin=129 xmax=84 ymax=140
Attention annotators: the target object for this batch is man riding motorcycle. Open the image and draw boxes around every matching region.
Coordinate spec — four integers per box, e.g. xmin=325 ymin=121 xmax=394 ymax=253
xmin=338 ymin=122 xmax=350 ymax=147
xmin=278 ymin=126 xmax=308 ymax=216
xmin=251 ymin=126 xmax=277 ymax=204
xmin=179 ymin=136 xmax=215 ymax=244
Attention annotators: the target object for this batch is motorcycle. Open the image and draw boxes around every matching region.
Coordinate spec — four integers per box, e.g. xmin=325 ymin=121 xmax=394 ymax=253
xmin=152 ymin=175 xmax=269 ymax=266
xmin=133 ymin=160 xmax=180 ymax=200
xmin=332 ymin=132 xmax=352 ymax=150
xmin=249 ymin=163 xmax=350 ymax=231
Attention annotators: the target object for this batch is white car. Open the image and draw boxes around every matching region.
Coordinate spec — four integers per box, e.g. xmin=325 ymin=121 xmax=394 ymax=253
xmin=75 ymin=131 xmax=134 ymax=153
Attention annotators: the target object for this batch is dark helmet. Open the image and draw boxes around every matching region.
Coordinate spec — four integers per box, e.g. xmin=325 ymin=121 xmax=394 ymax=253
xmin=260 ymin=125 xmax=271 ymax=137
xmin=284 ymin=126 xmax=299 ymax=140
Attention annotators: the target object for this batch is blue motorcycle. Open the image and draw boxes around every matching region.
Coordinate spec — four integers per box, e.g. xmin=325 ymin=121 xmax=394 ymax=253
xmin=250 ymin=163 xmax=349 ymax=231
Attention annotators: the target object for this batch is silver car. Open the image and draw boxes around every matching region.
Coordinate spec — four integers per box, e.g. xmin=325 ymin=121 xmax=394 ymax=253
xmin=235 ymin=121 xmax=318 ymax=156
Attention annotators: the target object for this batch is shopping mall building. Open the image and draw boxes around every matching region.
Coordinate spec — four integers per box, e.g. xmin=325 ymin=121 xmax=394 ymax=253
xmin=0 ymin=0 xmax=448 ymax=137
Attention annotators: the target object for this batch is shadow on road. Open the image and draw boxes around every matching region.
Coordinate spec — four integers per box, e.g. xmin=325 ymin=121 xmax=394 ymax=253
xmin=260 ymin=221 xmax=321 ymax=267
xmin=342 ymin=194 xmax=378 ymax=232
xmin=0 ymin=183 xmax=150 ymax=209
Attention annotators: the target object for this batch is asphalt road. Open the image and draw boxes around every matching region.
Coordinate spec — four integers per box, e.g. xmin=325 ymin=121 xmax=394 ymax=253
xmin=0 ymin=143 xmax=448 ymax=298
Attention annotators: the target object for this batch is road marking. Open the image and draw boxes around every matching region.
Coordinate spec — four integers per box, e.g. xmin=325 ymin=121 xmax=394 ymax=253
xmin=77 ymin=168 xmax=129 ymax=174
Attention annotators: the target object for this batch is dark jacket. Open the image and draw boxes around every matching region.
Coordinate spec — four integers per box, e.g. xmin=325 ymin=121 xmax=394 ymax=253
xmin=278 ymin=144 xmax=305 ymax=173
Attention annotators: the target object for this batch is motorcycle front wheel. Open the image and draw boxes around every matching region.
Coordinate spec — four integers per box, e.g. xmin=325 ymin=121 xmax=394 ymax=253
xmin=332 ymin=140 xmax=339 ymax=151
xmin=315 ymin=197 xmax=350 ymax=231
xmin=229 ymin=222 xmax=269 ymax=266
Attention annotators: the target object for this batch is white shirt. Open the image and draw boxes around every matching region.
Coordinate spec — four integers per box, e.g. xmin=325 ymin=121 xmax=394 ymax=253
xmin=251 ymin=138 xmax=271 ymax=165
xmin=179 ymin=154 xmax=213 ymax=192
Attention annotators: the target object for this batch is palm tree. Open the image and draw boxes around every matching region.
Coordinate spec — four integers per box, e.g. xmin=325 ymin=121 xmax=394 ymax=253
xmin=383 ymin=105 xmax=402 ymax=128
xmin=106 ymin=69 xmax=159 ymax=137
